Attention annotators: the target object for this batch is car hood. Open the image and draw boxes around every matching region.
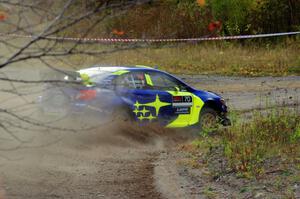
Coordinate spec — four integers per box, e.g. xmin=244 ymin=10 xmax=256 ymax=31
xmin=193 ymin=89 xmax=222 ymax=102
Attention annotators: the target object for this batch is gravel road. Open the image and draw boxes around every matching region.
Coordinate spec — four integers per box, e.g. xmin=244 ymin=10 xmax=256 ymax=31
xmin=0 ymin=66 xmax=299 ymax=199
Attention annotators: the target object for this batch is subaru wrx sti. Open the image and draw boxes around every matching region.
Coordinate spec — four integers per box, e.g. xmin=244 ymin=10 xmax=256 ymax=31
xmin=39 ymin=66 xmax=231 ymax=130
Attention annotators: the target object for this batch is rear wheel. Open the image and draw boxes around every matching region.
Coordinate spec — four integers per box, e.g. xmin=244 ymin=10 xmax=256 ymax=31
xmin=199 ymin=107 xmax=218 ymax=132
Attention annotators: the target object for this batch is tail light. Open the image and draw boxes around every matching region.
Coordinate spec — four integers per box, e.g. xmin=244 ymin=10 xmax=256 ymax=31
xmin=77 ymin=89 xmax=96 ymax=100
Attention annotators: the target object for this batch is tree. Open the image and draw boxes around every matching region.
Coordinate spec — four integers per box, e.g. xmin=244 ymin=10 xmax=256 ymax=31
xmin=0 ymin=0 xmax=152 ymax=150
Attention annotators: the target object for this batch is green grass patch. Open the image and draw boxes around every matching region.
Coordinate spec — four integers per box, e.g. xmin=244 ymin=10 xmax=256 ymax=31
xmin=179 ymin=108 xmax=300 ymax=197
xmin=223 ymin=109 xmax=300 ymax=177
xmin=183 ymin=108 xmax=300 ymax=179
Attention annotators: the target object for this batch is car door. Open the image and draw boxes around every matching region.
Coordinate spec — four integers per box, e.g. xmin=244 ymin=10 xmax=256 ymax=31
xmin=115 ymin=71 xmax=174 ymax=125
xmin=116 ymin=70 xmax=196 ymax=127
xmin=145 ymin=71 xmax=195 ymax=128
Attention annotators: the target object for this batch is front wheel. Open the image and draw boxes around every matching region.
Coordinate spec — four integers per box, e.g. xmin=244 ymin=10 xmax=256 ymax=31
xmin=199 ymin=107 xmax=218 ymax=132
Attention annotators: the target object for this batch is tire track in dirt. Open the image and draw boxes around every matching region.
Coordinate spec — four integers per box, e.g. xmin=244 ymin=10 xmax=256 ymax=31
xmin=100 ymin=155 xmax=163 ymax=199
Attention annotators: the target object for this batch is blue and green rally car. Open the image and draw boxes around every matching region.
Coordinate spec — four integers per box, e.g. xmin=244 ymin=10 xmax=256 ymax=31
xmin=40 ymin=65 xmax=231 ymax=129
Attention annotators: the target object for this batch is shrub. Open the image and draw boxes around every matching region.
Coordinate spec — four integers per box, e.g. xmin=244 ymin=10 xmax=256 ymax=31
xmin=107 ymin=1 xmax=211 ymax=39
xmin=64 ymin=0 xmax=300 ymax=39
xmin=222 ymin=109 xmax=300 ymax=177
xmin=209 ymin=0 xmax=252 ymax=35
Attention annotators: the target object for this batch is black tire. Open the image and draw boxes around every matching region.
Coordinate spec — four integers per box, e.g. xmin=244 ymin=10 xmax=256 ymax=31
xmin=199 ymin=107 xmax=218 ymax=132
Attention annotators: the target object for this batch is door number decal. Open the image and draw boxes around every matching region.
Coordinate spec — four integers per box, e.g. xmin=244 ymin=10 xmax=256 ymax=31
xmin=172 ymin=96 xmax=193 ymax=107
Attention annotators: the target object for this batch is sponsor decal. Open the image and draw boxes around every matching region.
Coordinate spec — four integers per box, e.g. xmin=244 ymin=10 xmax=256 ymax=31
xmin=174 ymin=107 xmax=190 ymax=114
xmin=133 ymin=95 xmax=171 ymax=121
xmin=172 ymin=96 xmax=193 ymax=107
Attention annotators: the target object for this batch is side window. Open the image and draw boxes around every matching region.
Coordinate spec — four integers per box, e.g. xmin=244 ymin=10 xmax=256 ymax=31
xmin=116 ymin=72 xmax=147 ymax=89
xmin=89 ymin=73 xmax=115 ymax=89
xmin=98 ymin=76 xmax=115 ymax=90
xmin=147 ymin=72 xmax=186 ymax=91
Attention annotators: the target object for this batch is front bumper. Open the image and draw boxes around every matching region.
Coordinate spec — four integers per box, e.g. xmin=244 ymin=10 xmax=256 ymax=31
xmin=220 ymin=112 xmax=231 ymax=126
xmin=221 ymin=117 xmax=231 ymax=126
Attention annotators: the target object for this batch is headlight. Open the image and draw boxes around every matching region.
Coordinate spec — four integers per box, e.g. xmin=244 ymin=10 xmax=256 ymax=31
xmin=220 ymin=98 xmax=228 ymax=111
xmin=220 ymin=98 xmax=226 ymax=105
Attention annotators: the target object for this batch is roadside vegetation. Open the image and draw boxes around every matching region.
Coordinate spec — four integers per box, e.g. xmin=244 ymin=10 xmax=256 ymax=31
xmin=68 ymin=0 xmax=300 ymax=39
xmin=70 ymin=40 xmax=300 ymax=76
xmin=179 ymin=108 xmax=300 ymax=197
xmin=60 ymin=0 xmax=300 ymax=76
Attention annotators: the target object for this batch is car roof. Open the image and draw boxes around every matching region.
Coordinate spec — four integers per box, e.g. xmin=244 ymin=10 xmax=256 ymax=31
xmin=76 ymin=65 xmax=194 ymax=90
xmin=78 ymin=65 xmax=159 ymax=75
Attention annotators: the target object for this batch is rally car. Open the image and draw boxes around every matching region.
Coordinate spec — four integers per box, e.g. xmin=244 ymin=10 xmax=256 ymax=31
xmin=39 ymin=65 xmax=230 ymax=130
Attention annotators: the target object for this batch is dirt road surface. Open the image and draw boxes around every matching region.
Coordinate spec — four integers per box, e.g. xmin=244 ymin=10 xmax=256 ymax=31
xmin=0 ymin=66 xmax=299 ymax=199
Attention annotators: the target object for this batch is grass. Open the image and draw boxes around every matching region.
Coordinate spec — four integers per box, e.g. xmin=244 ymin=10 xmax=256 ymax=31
xmin=223 ymin=109 xmax=300 ymax=177
xmin=182 ymin=108 xmax=300 ymax=178
xmin=179 ymin=108 xmax=300 ymax=197
xmin=66 ymin=40 xmax=300 ymax=76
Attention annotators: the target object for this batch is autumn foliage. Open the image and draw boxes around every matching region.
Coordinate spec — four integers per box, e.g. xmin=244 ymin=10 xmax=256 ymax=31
xmin=106 ymin=0 xmax=299 ymax=38
xmin=0 ymin=12 xmax=7 ymax=21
